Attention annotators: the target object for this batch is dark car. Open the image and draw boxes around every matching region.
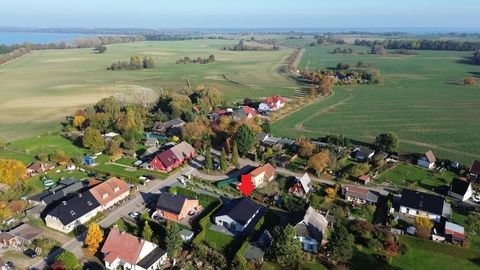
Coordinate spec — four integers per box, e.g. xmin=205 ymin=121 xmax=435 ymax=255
xmin=24 ymin=249 xmax=37 ymax=258
xmin=145 ymin=175 xmax=156 ymax=181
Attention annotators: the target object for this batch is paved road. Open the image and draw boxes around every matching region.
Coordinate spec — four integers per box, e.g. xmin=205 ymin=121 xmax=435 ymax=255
xmin=30 ymin=166 xmax=194 ymax=269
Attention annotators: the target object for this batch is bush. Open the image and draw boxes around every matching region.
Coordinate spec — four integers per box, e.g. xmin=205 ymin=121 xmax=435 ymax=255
xmin=367 ymin=238 xmax=383 ymax=252
xmin=464 ymin=77 xmax=476 ymax=85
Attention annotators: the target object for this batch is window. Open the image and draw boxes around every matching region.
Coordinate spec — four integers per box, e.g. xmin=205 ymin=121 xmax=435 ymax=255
xmin=70 ymin=210 xmax=76 ymax=216
xmin=87 ymin=201 xmax=92 ymax=206
xmin=102 ymin=193 xmax=109 ymax=199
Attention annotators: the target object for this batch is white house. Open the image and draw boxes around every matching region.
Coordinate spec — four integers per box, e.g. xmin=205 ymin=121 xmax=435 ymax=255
xmin=102 ymin=228 xmax=167 ymax=270
xmin=294 ymin=207 xmax=329 ymax=253
xmin=258 ymin=96 xmax=286 ymax=112
xmin=399 ymin=189 xmax=448 ymax=222
xmin=214 ymin=198 xmax=262 ymax=232
xmin=417 ymin=150 xmax=436 ymax=169
xmin=448 ymin=178 xmax=473 ymax=201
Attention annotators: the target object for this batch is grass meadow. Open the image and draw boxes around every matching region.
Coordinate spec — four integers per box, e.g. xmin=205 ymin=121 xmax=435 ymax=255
xmin=272 ymin=45 xmax=480 ymax=165
xmin=0 ymin=39 xmax=299 ymax=140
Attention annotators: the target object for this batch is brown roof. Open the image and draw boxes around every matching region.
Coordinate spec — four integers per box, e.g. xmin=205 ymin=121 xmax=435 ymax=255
xmin=250 ymin=164 xmax=275 ymax=179
xmin=10 ymin=223 xmax=42 ymax=241
xmin=345 ymin=186 xmax=369 ymax=196
xmin=101 ymin=228 xmax=144 ymax=265
xmin=358 ymin=175 xmax=371 ymax=182
xmin=89 ymin=177 xmax=129 ymax=206
xmin=28 ymin=161 xmax=54 ymax=173
xmin=470 ymin=160 xmax=480 ymax=175
xmin=0 ymin=232 xmax=15 ymax=241
xmin=425 ymin=150 xmax=436 ymax=163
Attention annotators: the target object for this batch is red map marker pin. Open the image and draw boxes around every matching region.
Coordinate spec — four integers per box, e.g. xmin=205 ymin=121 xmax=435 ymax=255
xmin=239 ymin=174 xmax=254 ymax=197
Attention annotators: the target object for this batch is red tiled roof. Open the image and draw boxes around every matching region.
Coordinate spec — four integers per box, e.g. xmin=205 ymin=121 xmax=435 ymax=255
xmin=89 ymin=177 xmax=129 ymax=206
xmin=345 ymin=186 xmax=369 ymax=196
xmin=358 ymin=175 xmax=370 ymax=182
xmin=101 ymin=228 xmax=144 ymax=265
xmin=242 ymin=106 xmax=257 ymax=116
xmin=425 ymin=150 xmax=436 ymax=163
xmin=155 ymin=149 xmax=178 ymax=168
xmin=265 ymin=95 xmax=285 ymax=107
xmin=250 ymin=164 xmax=275 ymax=179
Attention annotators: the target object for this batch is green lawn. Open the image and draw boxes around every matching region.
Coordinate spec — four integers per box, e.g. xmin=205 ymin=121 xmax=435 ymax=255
xmin=24 ymin=168 xmax=90 ymax=194
xmin=0 ymin=40 xmax=300 ymax=140
xmin=392 ymin=236 xmax=480 ymax=270
xmin=115 ymin=157 xmax=137 ymax=166
xmin=376 ymin=163 xmax=456 ymax=189
xmin=0 ymin=149 xmax=36 ymax=164
xmin=204 ymin=229 xmax=234 ymax=252
xmin=272 ymin=45 xmax=480 ymax=165
xmin=8 ymin=134 xmax=85 ymax=157
xmin=262 ymin=261 xmax=328 ymax=270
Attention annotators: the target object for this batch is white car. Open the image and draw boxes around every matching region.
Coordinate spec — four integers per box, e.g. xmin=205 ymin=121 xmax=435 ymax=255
xmin=472 ymin=194 xmax=480 ymax=203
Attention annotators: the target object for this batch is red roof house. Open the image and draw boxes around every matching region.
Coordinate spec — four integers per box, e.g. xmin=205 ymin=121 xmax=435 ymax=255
xmin=150 ymin=142 xmax=195 ymax=172
xmin=259 ymin=96 xmax=286 ymax=111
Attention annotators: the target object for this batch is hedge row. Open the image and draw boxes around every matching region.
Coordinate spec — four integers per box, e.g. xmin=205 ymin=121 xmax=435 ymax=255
xmin=192 ymin=199 xmax=223 ymax=245
xmin=77 ymin=164 xmax=142 ymax=184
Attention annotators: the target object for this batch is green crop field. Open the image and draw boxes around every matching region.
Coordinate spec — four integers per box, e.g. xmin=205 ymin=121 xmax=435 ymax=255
xmin=272 ymin=45 xmax=480 ymax=165
xmin=0 ymin=39 xmax=299 ymax=141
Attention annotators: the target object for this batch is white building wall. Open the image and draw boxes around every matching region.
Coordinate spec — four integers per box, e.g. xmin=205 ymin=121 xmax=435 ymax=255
xmin=101 ymin=191 xmax=130 ymax=210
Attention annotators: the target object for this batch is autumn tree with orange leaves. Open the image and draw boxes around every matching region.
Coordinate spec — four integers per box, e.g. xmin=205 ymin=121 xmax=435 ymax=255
xmin=84 ymin=223 xmax=104 ymax=255
xmin=0 ymin=159 xmax=26 ymax=186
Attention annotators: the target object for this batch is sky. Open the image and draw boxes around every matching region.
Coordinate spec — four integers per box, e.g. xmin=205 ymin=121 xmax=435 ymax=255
xmin=1 ymin=0 xmax=479 ymax=30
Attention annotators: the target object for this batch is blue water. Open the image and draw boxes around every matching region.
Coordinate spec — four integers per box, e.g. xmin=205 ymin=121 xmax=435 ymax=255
xmin=0 ymin=32 xmax=94 ymax=45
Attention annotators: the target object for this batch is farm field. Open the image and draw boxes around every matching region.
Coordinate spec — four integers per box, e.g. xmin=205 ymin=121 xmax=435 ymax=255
xmin=0 ymin=39 xmax=299 ymax=140
xmin=272 ymin=45 xmax=480 ymax=165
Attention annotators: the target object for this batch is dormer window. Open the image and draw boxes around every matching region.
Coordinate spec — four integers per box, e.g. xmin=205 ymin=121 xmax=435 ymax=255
xmin=70 ymin=210 xmax=76 ymax=216
xmin=87 ymin=201 xmax=92 ymax=206
xmin=114 ymin=187 xmax=120 ymax=192
xmin=102 ymin=193 xmax=109 ymax=199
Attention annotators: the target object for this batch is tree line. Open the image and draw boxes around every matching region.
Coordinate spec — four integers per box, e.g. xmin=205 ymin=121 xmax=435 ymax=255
xmin=108 ymin=56 xmax=155 ymax=70
xmin=474 ymin=50 xmax=480 ymax=64
xmin=355 ymin=38 xmax=480 ymax=51
xmin=298 ymin=61 xmax=382 ymax=86
xmin=176 ymin=55 xmax=215 ymax=64
xmin=332 ymin=47 xmax=354 ymax=54
xmin=223 ymin=40 xmax=280 ymax=51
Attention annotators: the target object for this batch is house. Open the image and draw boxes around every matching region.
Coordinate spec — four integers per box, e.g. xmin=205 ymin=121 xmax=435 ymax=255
xmin=343 ymin=186 xmax=379 ymax=204
xmin=214 ymin=198 xmax=262 ymax=232
xmin=357 ymin=175 xmax=371 ymax=185
xmin=180 ymin=229 xmax=194 ymax=242
xmin=0 ymin=232 xmax=16 ymax=247
xmin=417 ymin=150 xmax=436 ymax=169
xmin=469 ymin=160 xmax=480 ymax=180
xmin=289 ymin=173 xmax=312 ymax=197
xmin=449 ymin=178 xmax=473 ymax=201
xmin=258 ymin=95 xmax=286 ymax=112
xmin=399 ymin=189 xmax=448 ymax=221
xmin=150 ymin=142 xmax=195 ymax=172
xmin=9 ymin=223 xmax=43 ymax=246
xmin=243 ymin=229 xmax=272 ymax=263
xmin=156 ymin=193 xmax=199 ymax=222
xmin=101 ymin=228 xmax=167 ymax=270
xmin=45 ymin=191 xmax=101 ymax=233
xmin=140 ymin=146 xmax=159 ymax=160
xmin=232 ymin=106 xmax=257 ymax=121
xmin=256 ymin=133 xmax=270 ymax=143
xmin=89 ymin=177 xmax=130 ymax=210
xmin=151 ymin=118 xmax=185 ymax=136
xmin=29 ymin=180 xmax=87 ymax=206
xmin=144 ymin=138 xmax=159 ymax=147
xmin=294 ymin=207 xmax=329 ymax=253
xmin=352 ymin=146 xmax=375 ymax=162
xmin=248 ymin=163 xmax=275 ymax=187
xmin=26 ymin=161 xmax=55 ymax=177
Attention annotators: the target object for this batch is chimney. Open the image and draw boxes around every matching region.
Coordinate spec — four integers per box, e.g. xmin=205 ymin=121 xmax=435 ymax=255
xmin=78 ymin=193 xmax=83 ymax=198
xmin=62 ymin=201 xmax=67 ymax=206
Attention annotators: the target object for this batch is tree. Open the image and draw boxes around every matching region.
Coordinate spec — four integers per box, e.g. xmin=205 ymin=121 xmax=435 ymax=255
xmin=415 ymin=216 xmax=433 ymax=230
xmin=220 ymin=148 xmax=227 ymax=172
xmin=234 ymin=124 xmax=255 ymax=157
xmin=348 ymin=163 xmax=370 ymax=177
xmin=55 ymin=250 xmax=80 ymax=270
xmin=37 ymin=152 xmax=49 ymax=162
xmin=329 ymin=222 xmax=354 ymax=263
xmin=84 ymin=223 xmax=103 ymax=255
xmin=82 ymin=127 xmax=105 ymax=152
xmin=0 ymin=159 xmax=26 ymax=186
xmin=325 ymin=187 xmax=337 ymax=200
xmin=72 ymin=115 xmax=86 ymax=129
xmin=262 ymin=121 xmax=271 ymax=133
xmin=307 ymin=151 xmax=330 ymax=176
xmin=309 ymin=193 xmax=324 ymax=209
xmin=232 ymin=141 xmax=240 ymax=168
xmin=142 ymin=220 xmax=153 ymax=241
xmin=467 ymin=213 xmax=480 ymax=233
xmin=93 ymin=45 xmax=107 ymax=54
xmin=181 ymin=120 xmax=210 ymax=141
xmin=105 ymin=137 xmax=123 ymax=157
xmin=374 ymin=132 xmax=399 ymax=153
xmin=319 ymin=76 xmax=335 ymax=96
xmin=205 ymin=147 xmax=213 ymax=172
xmin=464 ymin=77 xmax=476 ymax=85
xmin=51 ymin=260 xmax=66 ymax=270
xmin=370 ymin=45 xmax=386 ymax=55
xmin=267 ymin=224 xmax=300 ymax=267
xmin=49 ymin=149 xmax=70 ymax=164
xmin=165 ymin=222 xmax=182 ymax=258
xmin=298 ymin=139 xmax=315 ymax=158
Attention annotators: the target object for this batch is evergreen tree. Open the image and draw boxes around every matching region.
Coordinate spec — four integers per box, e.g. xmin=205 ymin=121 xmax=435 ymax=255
xmin=267 ymin=224 xmax=300 ymax=267
xmin=262 ymin=121 xmax=271 ymax=133
xmin=234 ymin=124 xmax=255 ymax=157
xmin=142 ymin=220 xmax=153 ymax=241
xmin=232 ymin=141 xmax=240 ymax=168
xmin=329 ymin=222 xmax=354 ymax=263
xmin=220 ymin=148 xmax=227 ymax=172
xmin=205 ymin=146 xmax=213 ymax=172
xmin=165 ymin=222 xmax=182 ymax=258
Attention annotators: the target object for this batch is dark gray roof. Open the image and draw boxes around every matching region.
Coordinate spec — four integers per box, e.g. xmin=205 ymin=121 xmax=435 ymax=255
xmin=400 ymin=189 xmax=444 ymax=216
xmin=136 ymin=247 xmax=167 ymax=268
xmin=355 ymin=146 xmax=374 ymax=159
xmin=450 ymin=178 xmax=471 ymax=196
xmin=30 ymin=181 xmax=87 ymax=205
xmin=47 ymin=191 xmax=100 ymax=225
xmin=156 ymin=193 xmax=188 ymax=215
xmin=59 ymin=178 xmax=77 ymax=186
xmin=215 ymin=198 xmax=261 ymax=225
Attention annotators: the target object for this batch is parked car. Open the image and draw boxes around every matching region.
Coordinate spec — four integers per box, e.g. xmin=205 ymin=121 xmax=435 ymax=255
xmin=472 ymin=194 xmax=480 ymax=203
xmin=178 ymin=177 xmax=186 ymax=186
xmin=24 ymin=249 xmax=37 ymax=258
xmin=128 ymin=211 xmax=140 ymax=219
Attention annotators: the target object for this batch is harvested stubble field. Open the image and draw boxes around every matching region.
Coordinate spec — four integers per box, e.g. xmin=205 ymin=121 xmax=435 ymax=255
xmin=0 ymin=39 xmax=298 ymax=140
xmin=272 ymin=45 xmax=480 ymax=165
